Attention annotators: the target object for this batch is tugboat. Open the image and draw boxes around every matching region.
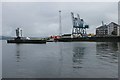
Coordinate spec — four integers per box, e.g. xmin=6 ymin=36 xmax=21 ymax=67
xmin=7 ymin=28 xmax=46 ymax=44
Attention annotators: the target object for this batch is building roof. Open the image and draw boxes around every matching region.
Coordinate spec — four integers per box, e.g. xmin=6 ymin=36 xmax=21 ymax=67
xmin=96 ymin=22 xmax=120 ymax=29
xmin=108 ymin=22 xmax=120 ymax=27
xmin=96 ymin=25 xmax=107 ymax=29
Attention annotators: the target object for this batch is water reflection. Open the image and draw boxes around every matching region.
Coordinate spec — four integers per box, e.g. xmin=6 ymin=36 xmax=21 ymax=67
xmin=15 ymin=44 xmax=21 ymax=62
xmin=96 ymin=42 xmax=119 ymax=63
xmin=72 ymin=45 xmax=85 ymax=69
xmin=58 ymin=43 xmax=63 ymax=76
xmin=3 ymin=41 xmax=118 ymax=78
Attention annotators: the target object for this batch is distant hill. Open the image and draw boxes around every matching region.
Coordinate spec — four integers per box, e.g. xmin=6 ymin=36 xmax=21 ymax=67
xmin=0 ymin=36 xmax=49 ymax=40
xmin=0 ymin=36 xmax=14 ymax=40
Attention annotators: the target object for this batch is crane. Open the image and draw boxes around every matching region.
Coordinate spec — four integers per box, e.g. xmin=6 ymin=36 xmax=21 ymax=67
xmin=71 ymin=12 xmax=89 ymax=37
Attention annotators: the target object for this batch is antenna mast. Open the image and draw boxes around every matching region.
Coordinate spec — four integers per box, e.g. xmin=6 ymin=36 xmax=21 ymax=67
xmin=59 ymin=10 xmax=62 ymax=36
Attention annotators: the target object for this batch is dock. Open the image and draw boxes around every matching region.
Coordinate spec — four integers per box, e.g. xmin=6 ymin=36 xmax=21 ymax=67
xmin=54 ymin=36 xmax=120 ymax=42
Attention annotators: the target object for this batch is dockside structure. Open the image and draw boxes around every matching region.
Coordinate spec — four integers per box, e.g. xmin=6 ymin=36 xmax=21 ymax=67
xmin=96 ymin=22 xmax=120 ymax=37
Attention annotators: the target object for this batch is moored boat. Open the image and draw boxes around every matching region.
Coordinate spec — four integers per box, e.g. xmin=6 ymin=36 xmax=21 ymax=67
xmin=7 ymin=28 xmax=46 ymax=44
xmin=7 ymin=39 xmax=46 ymax=44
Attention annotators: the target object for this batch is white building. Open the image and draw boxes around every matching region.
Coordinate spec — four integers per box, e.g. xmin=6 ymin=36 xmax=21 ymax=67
xmin=96 ymin=25 xmax=108 ymax=37
xmin=118 ymin=26 xmax=120 ymax=36
xmin=107 ymin=22 xmax=120 ymax=36
xmin=96 ymin=22 xmax=120 ymax=36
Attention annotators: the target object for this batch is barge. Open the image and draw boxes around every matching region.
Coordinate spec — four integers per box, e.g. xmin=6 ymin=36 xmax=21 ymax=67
xmin=7 ymin=28 xmax=46 ymax=44
xmin=7 ymin=39 xmax=46 ymax=44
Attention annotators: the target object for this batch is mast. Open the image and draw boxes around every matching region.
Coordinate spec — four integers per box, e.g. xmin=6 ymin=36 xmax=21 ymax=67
xmin=59 ymin=10 xmax=62 ymax=36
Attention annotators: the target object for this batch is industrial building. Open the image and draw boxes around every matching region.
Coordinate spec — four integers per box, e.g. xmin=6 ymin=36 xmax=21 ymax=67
xmin=107 ymin=22 xmax=119 ymax=36
xmin=118 ymin=26 xmax=120 ymax=36
xmin=117 ymin=23 xmax=120 ymax=36
xmin=96 ymin=25 xmax=108 ymax=37
xmin=96 ymin=22 xmax=120 ymax=37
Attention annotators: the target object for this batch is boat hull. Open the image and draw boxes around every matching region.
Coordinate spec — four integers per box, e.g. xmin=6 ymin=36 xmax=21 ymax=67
xmin=7 ymin=40 xmax=46 ymax=44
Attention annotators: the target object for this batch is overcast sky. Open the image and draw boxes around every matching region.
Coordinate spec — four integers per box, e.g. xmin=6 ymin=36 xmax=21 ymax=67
xmin=2 ymin=2 xmax=118 ymax=37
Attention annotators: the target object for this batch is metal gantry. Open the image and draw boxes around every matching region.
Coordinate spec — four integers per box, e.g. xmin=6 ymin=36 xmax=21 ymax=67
xmin=71 ymin=12 xmax=89 ymax=37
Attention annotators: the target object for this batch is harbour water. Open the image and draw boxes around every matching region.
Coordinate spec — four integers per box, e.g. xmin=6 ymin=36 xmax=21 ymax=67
xmin=2 ymin=41 xmax=119 ymax=78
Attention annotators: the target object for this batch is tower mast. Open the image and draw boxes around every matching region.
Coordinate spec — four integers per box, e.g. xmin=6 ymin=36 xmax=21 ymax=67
xmin=59 ymin=10 xmax=62 ymax=36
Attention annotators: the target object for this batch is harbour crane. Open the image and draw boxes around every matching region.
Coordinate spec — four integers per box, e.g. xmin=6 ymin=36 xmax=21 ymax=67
xmin=71 ymin=12 xmax=89 ymax=37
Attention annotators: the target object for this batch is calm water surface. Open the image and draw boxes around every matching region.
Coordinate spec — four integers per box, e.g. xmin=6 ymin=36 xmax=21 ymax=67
xmin=2 ymin=41 xmax=119 ymax=78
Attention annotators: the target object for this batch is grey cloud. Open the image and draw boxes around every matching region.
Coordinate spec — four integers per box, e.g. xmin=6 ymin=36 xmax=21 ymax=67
xmin=2 ymin=2 xmax=118 ymax=37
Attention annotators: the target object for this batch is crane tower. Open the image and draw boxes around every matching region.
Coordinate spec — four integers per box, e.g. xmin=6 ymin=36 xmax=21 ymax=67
xmin=71 ymin=12 xmax=89 ymax=37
